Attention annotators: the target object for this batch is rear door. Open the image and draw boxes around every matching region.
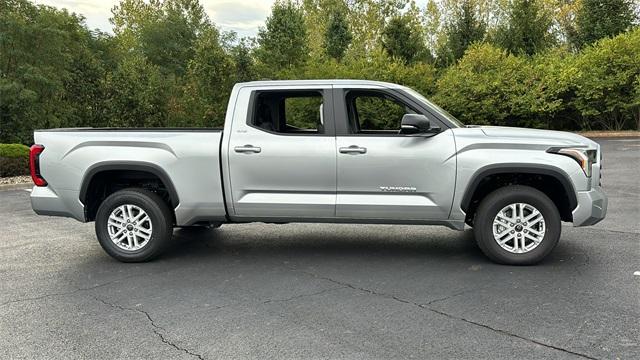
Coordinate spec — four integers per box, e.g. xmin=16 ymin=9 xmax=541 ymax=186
xmin=227 ymin=85 xmax=337 ymax=219
xmin=334 ymin=87 xmax=456 ymax=220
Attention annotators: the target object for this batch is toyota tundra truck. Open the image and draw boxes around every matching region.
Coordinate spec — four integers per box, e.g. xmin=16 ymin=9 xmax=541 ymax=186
xmin=29 ymin=80 xmax=607 ymax=265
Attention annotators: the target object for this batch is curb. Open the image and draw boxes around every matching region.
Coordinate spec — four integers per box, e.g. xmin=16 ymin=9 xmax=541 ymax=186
xmin=0 ymin=183 xmax=32 ymax=191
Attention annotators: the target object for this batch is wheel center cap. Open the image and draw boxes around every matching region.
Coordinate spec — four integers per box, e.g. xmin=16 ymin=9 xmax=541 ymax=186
xmin=515 ymin=224 xmax=524 ymax=232
xmin=126 ymin=224 xmax=134 ymax=231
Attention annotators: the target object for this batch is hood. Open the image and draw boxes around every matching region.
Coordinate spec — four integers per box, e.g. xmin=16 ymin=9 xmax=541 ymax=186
xmin=479 ymin=126 xmax=597 ymax=148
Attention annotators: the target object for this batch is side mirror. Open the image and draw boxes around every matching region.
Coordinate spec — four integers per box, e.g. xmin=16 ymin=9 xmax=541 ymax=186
xmin=400 ymin=114 xmax=440 ymax=135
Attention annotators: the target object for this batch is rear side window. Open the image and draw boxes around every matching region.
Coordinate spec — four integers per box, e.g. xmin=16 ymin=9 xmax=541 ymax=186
xmin=346 ymin=91 xmax=416 ymax=134
xmin=250 ymin=90 xmax=325 ymax=134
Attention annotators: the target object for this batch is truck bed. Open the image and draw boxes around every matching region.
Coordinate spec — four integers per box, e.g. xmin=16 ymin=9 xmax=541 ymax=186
xmin=32 ymin=128 xmax=226 ymax=226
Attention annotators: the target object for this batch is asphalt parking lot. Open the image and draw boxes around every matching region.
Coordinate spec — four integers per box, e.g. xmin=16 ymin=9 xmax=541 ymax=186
xmin=1 ymin=138 xmax=638 ymax=359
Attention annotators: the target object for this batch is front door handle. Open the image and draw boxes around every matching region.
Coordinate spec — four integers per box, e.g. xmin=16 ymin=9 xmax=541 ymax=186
xmin=234 ymin=145 xmax=261 ymax=153
xmin=339 ymin=145 xmax=367 ymax=154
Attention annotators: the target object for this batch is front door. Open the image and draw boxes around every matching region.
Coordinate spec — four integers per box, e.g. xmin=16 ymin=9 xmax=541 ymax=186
xmin=228 ymin=86 xmax=337 ymax=218
xmin=335 ymin=89 xmax=456 ymax=220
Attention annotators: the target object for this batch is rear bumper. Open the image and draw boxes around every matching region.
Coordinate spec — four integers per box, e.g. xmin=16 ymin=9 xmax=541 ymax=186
xmin=572 ymin=186 xmax=607 ymax=227
xmin=30 ymin=186 xmax=85 ymax=221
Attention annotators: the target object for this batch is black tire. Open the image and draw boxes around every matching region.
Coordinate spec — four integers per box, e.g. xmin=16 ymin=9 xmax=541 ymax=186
xmin=473 ymin=185 xmax=561 ymax=265
xmin=95 ymin=188 xmax=173 ymax=262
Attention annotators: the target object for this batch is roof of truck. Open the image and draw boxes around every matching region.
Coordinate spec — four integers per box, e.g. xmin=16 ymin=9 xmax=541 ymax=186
xmin=236 ymin=79 xmax=406 ymax=88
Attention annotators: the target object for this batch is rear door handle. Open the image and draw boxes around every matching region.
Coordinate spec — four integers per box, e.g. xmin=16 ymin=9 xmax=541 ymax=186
xmin=339 ymin=145 xmax=367 ymax=154
xmin=234 ymin=145 xmax=261 ymax=153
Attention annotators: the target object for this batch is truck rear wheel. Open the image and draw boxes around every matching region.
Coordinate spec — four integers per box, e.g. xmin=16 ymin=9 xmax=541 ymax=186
xmin=473 ymin=185 xmax=561 ymax=265
xmin=95 ymin=188 xmax=173 ymax=262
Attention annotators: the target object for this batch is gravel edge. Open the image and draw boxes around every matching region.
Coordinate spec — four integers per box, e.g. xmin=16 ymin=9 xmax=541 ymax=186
xmin=578 ymin=131 xmax=640 ymax=138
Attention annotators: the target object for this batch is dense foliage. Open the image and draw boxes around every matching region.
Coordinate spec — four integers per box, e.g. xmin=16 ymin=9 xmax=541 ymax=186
xmin=0 ymin=144 xmax=30 ymax=177
xmin=1 ymin=0 xmax=639 ymax=145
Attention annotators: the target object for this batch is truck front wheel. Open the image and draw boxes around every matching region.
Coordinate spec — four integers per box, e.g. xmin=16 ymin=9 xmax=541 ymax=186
xmin=95 ymin=188 xmax=173 ymax=262
xmin=473 ymin=185 xmax=561 ymax=265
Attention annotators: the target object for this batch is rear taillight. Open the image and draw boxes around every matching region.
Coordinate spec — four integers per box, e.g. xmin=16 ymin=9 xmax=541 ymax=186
xmin=29 ymin=144 xmax=47 ymax=186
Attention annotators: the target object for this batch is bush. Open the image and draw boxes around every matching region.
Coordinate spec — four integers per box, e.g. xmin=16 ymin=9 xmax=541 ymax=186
xmin=434 ymin=43 xmax=543 ymax=127
xmin=572 ymin=28 xmax=640 ymax=130
xmin=0 ymin=144 xmax=30 ymax=177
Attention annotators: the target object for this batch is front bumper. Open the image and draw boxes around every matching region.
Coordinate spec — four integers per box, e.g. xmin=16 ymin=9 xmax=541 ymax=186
xmin=572 ymin=186 xmax=607 ymax=227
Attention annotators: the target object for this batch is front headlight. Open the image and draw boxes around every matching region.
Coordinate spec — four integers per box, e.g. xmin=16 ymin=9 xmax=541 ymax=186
xmin=547 ymin=147 xmax=597 ymax=177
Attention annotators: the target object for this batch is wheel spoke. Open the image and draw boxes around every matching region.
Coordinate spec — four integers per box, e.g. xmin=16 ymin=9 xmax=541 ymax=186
xmin=137 ymin=214 xmax=150 ymax=225
xmin=108 ymin=220 xmax=123 ymax=228
xmin=498 ymin=233 xmax=514 ymax=245
xmin=496 ymin=214 xmax=511 ymax=224
xmin=524 ymin=233 xmax=541 ymax=244
xmin=508 ymin=204 xmax=517 ymax=220
xmin=524 ymin=209 xmax=540 ymax=222
xmin=527 ymin=228 xmax=544 ymax=237
xmin=494 ymin=226 xmax=511 ymax=238
xmin=119 ymin=206 xmax=128 ymax=221
xmin=109 ymin=214 xmax=125 ymax=224
xmin=116 ymin=232 xmax=128 ymax=245
xmin=111 ymin=227 xmax=126 ymax=238
xmin=528 ymin=216 xmax=544 ymax=226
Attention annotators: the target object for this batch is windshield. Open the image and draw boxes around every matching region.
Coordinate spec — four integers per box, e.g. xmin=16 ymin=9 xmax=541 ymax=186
xmin=402 ymin=87 xmax=464 ymax=128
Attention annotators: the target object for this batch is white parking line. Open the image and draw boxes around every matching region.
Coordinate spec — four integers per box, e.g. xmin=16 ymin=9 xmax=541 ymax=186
xmin=634 ymin=271 xmax=640 ymax=277
xmin=23 ymin=189 xmax=32 ymax=193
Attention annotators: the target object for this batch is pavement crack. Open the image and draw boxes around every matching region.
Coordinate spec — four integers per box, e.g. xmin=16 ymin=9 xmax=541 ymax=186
xmin=262 ymin=286 xmax=346 ymax=304
xmin=425 ymin=307 xmax=599 ymax=360
xmin=288 ymin=266 xmax=599 ymax=360
xmin=93 ymin=296 xmax=205 ymax=360
xmin=423 ymin=288 xmax=480 ymax=306
xmin=581 ymin=228 xmax=639 ymax=236
xmin=0 ymin=274 xmax=143 ymax=308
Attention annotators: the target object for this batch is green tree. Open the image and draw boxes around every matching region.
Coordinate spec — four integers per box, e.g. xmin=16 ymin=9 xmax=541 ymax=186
xmin=575 ymin=0 xmax=636 ymax=48
xmin=347 ymin=0 xmax=408 ymax=56
xmin=111 ymin=0 xmax=209 ymax=76
xmin=381 ymin=15 xmax=424 ymax=64
xmin=179 ymin=27 xmax=235 ymax=127
xmin=104 ymin=54 xmax=168 ymax=128
xmin=0 ymin=0 xmax=111 ymax=143
xmin=495 ymin=0 xmax=553 ymax=56
xmin=231 ymin=38 xmax=257 ymax=83
xmin=438 ymin=0 xmax=486 ymax=66
xmin=324 ymin=9 xmax=352 ymax=61
xmin=256 ymin=0 xmax=309 ymax=74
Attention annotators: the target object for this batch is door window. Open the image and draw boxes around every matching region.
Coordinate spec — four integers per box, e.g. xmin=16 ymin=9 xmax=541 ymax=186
xmin=250 ymin=91 xmax=326 ymax=134
xmin=346 ymin=91 xmax=416 ymax=134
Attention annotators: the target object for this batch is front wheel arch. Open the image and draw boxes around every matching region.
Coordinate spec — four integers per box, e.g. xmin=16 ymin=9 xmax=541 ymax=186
xmin=461 ymin=165 xmax=577 ymax=226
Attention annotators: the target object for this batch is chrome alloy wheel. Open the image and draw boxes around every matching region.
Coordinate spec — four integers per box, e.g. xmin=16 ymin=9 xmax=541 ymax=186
xmin=107 ymin=204 xmax=153 ymax=251
xmin=492 ymin=203 xmax=546 ymax=254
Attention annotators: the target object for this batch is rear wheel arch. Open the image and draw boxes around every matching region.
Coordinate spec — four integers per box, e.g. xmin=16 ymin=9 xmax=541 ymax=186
xmin=80 ymin=161 xmax=179 ymax=222
xmin=461 ymin=164 xmax=577 ymax=225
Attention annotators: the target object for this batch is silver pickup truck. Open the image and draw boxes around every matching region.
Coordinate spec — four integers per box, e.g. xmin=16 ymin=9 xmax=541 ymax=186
xmin=29 ymin=80 xmax=607 ymax=265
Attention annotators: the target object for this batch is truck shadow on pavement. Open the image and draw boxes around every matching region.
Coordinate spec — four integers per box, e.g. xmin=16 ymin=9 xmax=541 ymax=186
xmin=156 ymin=224 xmax=577 ymax=268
